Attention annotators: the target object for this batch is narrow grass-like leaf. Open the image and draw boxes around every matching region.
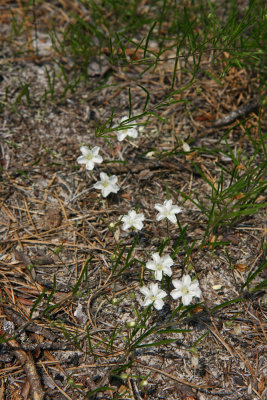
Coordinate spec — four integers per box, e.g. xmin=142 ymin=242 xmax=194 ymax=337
xmin=45 ymin=66 xmax=56 ymax=101
xmin=59 ymin=323 xmax=81 ymax=350
xmin=86 ymin=326 xmax=95 ymax=356
xmin=158 ymin=238 xmax=170 ymax=256
xmin=14 ymin=83 xmax=31 ymax=111
xmin=191 ymin=331 xmax=208 ymax=348
xmin=135 ymin=338 xmax=178 ymax=349
xmin=175 ymin=218 xmax=189 ymax=256
xmin=184 ymin=239 xmax=197 ymax=265
xmin=201 ymin=239 xmax=230 ymax=249
xmin=45 ymin=275 xmax=57 ymax=309
xmin=179 ymin=190 xmax=207 ymax=215
xmin=225 ymin=203 xmax=267 ymax=219
xmin=129 ymin=324 xmax=157 ymax=351
xmin=156 ymin=328 xmax=191 ymax=334
xmin=110 ymin=358 xmax=133 ymax=376
xmin=242 ymin=260 xmax=267 ymax=291
xmin=257 ymin=113 xmax=267 ymax=156
xmin=144 ymin=21 xmax=157 ymax=59
xmin=115 ymin=32 xmax=129 ymax=62
xmin=115 ymin=237 xmax=139 ymax=278
xmin=128 ymin=88 xmax=132 ymax=118
xmin=127 ymin=306 xmax=153 ymax=346
xmin=249 ymin=280 xmax=267 ymax=293
xmin=72 ymin=256 xmax=93 ymax=295
xmin=179 ymin=302 xmax=205 ymax=320
xmin=30 ymin=287 xmax=47 ymax=318
xmin=211 ymin=298 xmax=247 ymax=313
xmin=86 ymin=386 xmax=115 ymax=398
xmin=105 ymin=325 xmax=121 ymax=353
xmin=137 ymin=84 xmax=150 ymax=112
xmin=112 ymin=243 xmax=126 ymax=274
xmin=0 ymin=332 xmax=11 ymax=345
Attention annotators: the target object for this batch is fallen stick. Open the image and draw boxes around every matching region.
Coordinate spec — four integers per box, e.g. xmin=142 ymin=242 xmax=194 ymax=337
xmin=212 ymin=96 xmax=264 ymax=128
xmin=0 ymin=328 xmax=45 ymax=400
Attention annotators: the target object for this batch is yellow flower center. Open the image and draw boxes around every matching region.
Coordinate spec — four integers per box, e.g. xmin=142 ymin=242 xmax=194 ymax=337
xmin=181 ymin=286 xmax=189 ymax=295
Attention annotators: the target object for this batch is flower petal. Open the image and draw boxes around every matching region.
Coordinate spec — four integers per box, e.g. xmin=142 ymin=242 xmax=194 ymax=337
xmin=92 ymin=146 xmax=100 ymax=155
xmin=167 ymin=214 xmax=177 ymax=223
xmin=157 ymin=289 xmax=167 ymax=300
xmin=80 ymin=146 xmax=90 ymax=155
xmin=151 ymin=283 xmax=159 ymax=296
xmin=154 ymin=299 xmax=164 ymax=310
xmin=170 ymin=288 xmax=182 ymax=300
xmin=182 ymin=294 xmax=193 ymax=306
xmin=152 ymin=253 xmax=161 ymax=262
xmin=154 ymin=270 xmax=163 ymax=281
xmin=77 ymin=155 xmax=86 ymax=164
xmin=140 ymin=286 xmax=150 ymax=296
xmin=172 ymin=279 xmax=183 ymax=290
xmin=146 ymin=261 xmax=156 ymax=271
xmin=162 ymin=255 xmax=173 ymax=267
xmin=154 ymin=204 xmax=163 ymax=212
xmin=143 ymin=298 xmax=153 ymax=307
xmin=163 ymin=266 xmax=172 ymax=277
xmin=86 ymin=160 xmax=95 ymax=170
xmin=182 ymin=275 xmax=192 ymax=286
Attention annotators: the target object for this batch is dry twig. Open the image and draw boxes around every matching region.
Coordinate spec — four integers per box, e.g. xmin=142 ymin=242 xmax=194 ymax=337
xmin=0 ymin=329 xmax=45 ymax=400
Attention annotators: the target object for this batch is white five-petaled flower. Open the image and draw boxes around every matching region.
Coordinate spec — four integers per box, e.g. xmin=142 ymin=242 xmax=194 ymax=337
xmin=140 ymin=283 xmax=167 ymax=310
xmin=146 ymin=252 xmax=173 ymax=281
xmin=116 ymin=116 xmax=138 ymax=142
xmin=155 ymin=199 xmax=182 ymax=224
xmin=121 ymin=210 xmax=145 ymax=231
xmin=93 ymin=172 xmax=120 ymax=198
xmin=170 ymin=274 xmax=201 ymax=306
xmin=77 ymin=146 xmax=103 ymax=170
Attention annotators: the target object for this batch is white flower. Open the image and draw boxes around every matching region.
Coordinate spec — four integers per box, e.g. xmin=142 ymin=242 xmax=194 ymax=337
xmin=77 ymin=146 xmax=103 ymax=170
xmin=155 ymin=199 xmax=182 ymax=224
xmin=146 ymin=252 xmax=173 ymax=281
xmin=121 ymin=210 xmax=145 ymax=231
xmin=93 ymin=172 xmax=120 ymax=197
xmin=116 ymin=116 xmax=138 ymax=142
xmin=140 ymin=283 xmax=167 ymax=310
xmin=182 ymin=142 xmax=191 ymax=152
xmin=170 ymin=274 xmax=201 ymax=306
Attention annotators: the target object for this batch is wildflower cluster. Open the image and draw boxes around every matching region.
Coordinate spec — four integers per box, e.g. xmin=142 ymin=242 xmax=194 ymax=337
xmin=77 ymin=117 xmax=139 ymax=198
xmin=140 ymin=275 xmax=201 ymax=310
xmin=77 ymin=116 xmax=202 ymax=312
xmin=117 ymin=200 xmax=201 ymax=310
xmin=77 ymin=145 xmax=119 ymax=198
xmin=141 ymin=207 xmax=201 ymax=309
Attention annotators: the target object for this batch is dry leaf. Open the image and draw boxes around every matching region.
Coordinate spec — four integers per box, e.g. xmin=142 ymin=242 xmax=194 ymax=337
xmin=234 ymin=264 xmax=247 ymax=272
xmin=257 ymin=373 xmax=265 ymax=394
xmin=39 ymin=207 xmax=62 ymax=230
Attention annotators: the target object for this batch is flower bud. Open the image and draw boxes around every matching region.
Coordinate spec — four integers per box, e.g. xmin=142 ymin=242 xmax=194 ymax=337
xmin=182 ymin=142 xmax=191 ymax=152
xmin=140 ymin=379 xmax=148 ymax=387
xmin=126 ymin=321 xmax=136 ymax=329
